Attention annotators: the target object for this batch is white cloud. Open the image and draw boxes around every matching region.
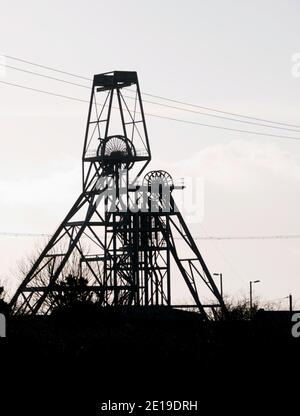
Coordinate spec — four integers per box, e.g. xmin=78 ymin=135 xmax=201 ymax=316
xmin=0 ymin=163 xmax=80 ymax=205
xmin=167 ymin=139 xmax=300 ymax=186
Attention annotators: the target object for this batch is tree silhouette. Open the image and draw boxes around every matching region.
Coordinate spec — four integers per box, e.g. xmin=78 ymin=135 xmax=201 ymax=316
xmin=49 ymin=274 xmax=93 ymax=309
xmin=0 ymin=286 xmax=8 ymax=314
xmin=17 ymin=247 xmax=101 ymax=313
xmin=212 ymin=296 xmax=261 ymax=321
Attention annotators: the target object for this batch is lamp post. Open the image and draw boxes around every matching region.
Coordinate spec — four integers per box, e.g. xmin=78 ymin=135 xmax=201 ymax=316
xmin=249 ymin=280 xmax=260 ymax=313
xmin=284 ymin=294 xmax=293 ymax=313
xmin=289 ymin=294 xmax=293 ymax=313
xmin=213 ymin=273 xmax=223 ymax=298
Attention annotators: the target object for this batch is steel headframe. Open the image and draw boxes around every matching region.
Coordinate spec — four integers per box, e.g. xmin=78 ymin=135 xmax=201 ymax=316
xmin=9 ymin=71 xmax=227 ymax=319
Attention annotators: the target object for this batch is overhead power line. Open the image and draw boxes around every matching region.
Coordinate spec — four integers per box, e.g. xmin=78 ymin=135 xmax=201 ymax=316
xmin=1 ymin=79 xmax=300 ymax=142
xmin=1 ymin=231 xmax=299 ymax=240
xmin=0 ymin=80 xmax=90 ymax=103
xmin=129 ymin=97 xmax=300 ymax=133
xmin=4 ymin=63 xmax=300 ymax=134
xmin=144 ymin=111 xmax=300 ymax=141
xmin=0 ymin=232 xmax=51 ymax=237
xmin=195 ymin=234 xmax=300 ymax=240
xmin=135 ymin=91 xmax=300 ymax=130
xmin=3 ymin=54 xmax=91 ymax=81
xmin=4 ymin=54 xmax=300 ymax=130
xmin=5 ymin=64 xmax=91 ymax=89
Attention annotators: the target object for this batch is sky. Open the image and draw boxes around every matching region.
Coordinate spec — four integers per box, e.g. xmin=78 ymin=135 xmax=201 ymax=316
xmin=0 ymin=0 xmax=300 ymax=308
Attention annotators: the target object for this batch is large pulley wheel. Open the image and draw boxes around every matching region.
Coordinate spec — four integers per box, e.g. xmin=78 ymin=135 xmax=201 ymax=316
xmin=97 ymin=135 xmax=136 ymax=171
xmin=143 ymin=170 xmax=174 ymax=201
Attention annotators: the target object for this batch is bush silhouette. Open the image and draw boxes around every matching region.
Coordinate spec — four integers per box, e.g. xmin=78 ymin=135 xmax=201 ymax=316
xmin=49 ymin=274 xmax=93 ymax=311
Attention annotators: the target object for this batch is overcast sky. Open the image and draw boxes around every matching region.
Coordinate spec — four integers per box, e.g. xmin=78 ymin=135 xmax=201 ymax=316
xmin=0 ymin=0 xmax=300 ymax=308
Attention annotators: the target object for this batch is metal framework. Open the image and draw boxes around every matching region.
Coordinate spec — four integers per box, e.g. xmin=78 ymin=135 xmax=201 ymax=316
xmin=10 ymin=71 xmax=227 ymax=319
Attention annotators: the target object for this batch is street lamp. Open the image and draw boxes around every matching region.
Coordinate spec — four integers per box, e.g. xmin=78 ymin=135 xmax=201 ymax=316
xmin=284 ymin=294 xmax=293 ymax=313
xmin=249 ymin=280 xmax=260 ymax=312
xmin=213 ymin=273 xmax=223 ymax=298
